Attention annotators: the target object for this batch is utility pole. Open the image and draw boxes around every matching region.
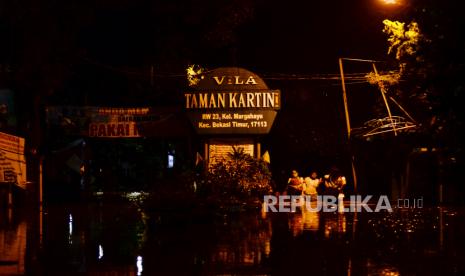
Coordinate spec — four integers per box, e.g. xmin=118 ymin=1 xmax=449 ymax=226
xmin=339 ymin=58 xmax=358 ymax=194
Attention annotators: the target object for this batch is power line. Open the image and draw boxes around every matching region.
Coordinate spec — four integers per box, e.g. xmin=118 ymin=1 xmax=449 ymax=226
xmin=80 ymin=57 xmax=398 ymax=82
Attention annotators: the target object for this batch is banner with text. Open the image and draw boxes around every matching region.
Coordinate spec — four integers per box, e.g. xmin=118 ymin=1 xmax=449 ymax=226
xmin=46 ymin=106 xmax=175 ymax=138
xmin=0 ymin=132 xmax=26 ymax=187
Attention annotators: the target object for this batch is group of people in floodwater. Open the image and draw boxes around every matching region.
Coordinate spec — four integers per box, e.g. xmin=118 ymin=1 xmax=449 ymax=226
xmin=286 ymin=169 xmax=347 ymax=196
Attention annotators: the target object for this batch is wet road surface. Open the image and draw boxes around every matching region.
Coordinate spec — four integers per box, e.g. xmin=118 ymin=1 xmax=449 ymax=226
xmin=1 ymin=198 xmax=465 ymax=275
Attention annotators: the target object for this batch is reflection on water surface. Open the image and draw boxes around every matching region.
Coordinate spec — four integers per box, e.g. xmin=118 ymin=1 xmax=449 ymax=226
xmin=1 ymin=201 xmax=465 ymax=275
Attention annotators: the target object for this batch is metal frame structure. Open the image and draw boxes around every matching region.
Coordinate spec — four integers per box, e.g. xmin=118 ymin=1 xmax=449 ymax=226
xmin=338 ymin=57 xmax=417 ymax=193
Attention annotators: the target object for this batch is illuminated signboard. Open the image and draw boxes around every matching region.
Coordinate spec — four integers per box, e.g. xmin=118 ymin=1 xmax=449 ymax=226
xmin=184 ymin=67 xmax=280 ymax=135
xmin=0 ymin=132 xmax=27 ymax=188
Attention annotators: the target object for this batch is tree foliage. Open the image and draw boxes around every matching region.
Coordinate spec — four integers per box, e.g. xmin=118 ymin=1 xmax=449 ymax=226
xmin=376 ymin=1 xmax=465 ymax=165
xmin=383 ymin=20 xmax=422 ymax=62
xmin=186 ymin=64 xmax=205 ymax=87
xmin=201 ymin=147 xmax=273 ymax=201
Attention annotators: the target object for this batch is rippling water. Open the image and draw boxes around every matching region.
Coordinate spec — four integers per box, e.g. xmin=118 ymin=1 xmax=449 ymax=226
xmin=1 ymin=199 xmax=464 ymax=275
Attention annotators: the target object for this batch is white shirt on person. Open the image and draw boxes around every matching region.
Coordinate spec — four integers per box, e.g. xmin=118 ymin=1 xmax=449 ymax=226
xmin=303 ymin=177 xmax=319 ymax=195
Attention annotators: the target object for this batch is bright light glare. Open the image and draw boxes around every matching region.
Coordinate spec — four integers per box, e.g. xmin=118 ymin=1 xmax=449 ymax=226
xmin=137 ymin=256 xmax=143 ymax=275
xmin=98 ymin=245 xmax=104 ymax=260
xmin=68 ymin=214 xmax=73 ymax=245
xmin=382 ymin=0 xmax=398 ymax=4
xmin=168 ymin=154 xmax=174 ymax=168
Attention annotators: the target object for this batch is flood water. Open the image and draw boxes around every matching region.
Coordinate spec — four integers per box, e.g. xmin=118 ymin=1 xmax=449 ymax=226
xmin=1 ymin=197 xmax=465 ymax=275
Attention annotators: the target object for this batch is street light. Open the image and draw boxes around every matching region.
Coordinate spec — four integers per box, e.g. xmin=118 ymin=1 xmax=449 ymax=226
xmin=374 ymin=0 xmax=407 ymax=19
xmin=381 ymin=0 xmax=405 ymax=5
xmin=378 ymin=0 xmax=406 ymax=9
xmin=376 ymin=0 xmax=405 ymax=9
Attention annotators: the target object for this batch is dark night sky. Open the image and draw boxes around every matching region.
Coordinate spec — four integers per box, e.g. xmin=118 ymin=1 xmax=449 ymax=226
xmin=0 ymin=0 xmax=409 ymax=90
xmin=237 ymin=0 xmax=388 ymax=72
xmin=74 ymin=0 xmax=392 ymax=72
xmin=52 ymin=0 xmax=398 ymax=112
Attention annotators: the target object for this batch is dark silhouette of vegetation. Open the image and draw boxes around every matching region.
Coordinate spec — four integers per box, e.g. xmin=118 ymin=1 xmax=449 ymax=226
xmin=198 ymin=147 xmax=272 ymax=204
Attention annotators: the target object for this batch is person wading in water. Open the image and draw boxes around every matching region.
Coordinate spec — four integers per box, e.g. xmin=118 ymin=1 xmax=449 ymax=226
xmin=287 ymin=170 xmax=303 ymax=195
